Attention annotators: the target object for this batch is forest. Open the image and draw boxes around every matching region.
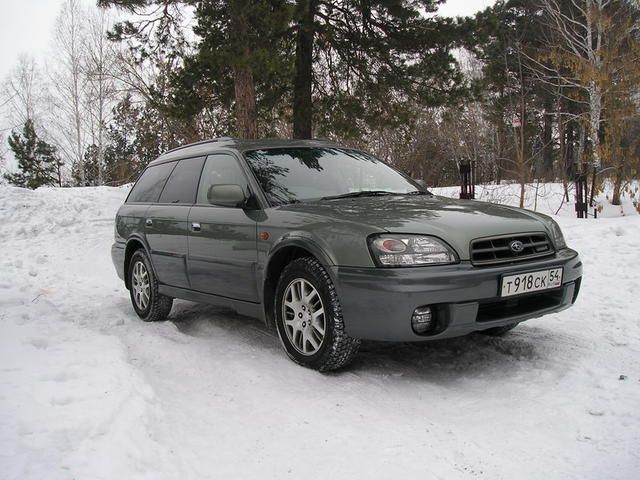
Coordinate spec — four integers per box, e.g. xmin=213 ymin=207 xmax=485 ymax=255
xmin=1 ymin=0 xmax=639 ymax=210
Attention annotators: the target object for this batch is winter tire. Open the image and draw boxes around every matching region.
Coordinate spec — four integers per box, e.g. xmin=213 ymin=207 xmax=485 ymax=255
xmin=275 ymin=257 xmax=360 ymax=371
xmin=128 ymin=249 xmax=173 ymax=322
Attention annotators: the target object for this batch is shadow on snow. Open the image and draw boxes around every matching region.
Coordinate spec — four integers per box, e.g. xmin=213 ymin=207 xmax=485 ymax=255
xmin=163 ymin=299 xmax=566 ymax=385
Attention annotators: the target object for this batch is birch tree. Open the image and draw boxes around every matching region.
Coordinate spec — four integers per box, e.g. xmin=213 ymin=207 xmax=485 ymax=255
xmin=51 ymin=0 xmax=88 ymax=185
xmin=84 ymin=8 xmax=117 ymax=185
xmin=539 ymin=0 xmax=633 ymax=168
xmin=2 ymin=55 xmax=47 ymax=129
xmin=537 ymin=0 xmax=639 ymax=210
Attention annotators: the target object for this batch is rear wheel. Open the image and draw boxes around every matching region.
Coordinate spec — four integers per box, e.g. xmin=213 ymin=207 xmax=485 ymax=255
xmin=128 ymin=249 xmax=173 ymax=322
xmin=479 ymin=322 xmax=519 ymax=337
xmin=275 ymin=257 xmax=360 ymax=371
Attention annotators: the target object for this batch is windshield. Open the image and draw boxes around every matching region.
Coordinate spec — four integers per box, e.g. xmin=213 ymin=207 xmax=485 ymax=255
xmin=243 ymin=147 xmax=425 ymax=206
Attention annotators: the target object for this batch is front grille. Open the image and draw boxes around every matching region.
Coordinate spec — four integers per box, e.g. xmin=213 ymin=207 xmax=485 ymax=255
xmin=470 ymin=232 xmax=554 ymax=266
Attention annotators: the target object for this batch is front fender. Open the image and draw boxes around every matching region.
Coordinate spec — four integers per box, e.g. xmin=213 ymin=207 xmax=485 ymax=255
xmin=265 ymin=232 xmax=337 ymax=280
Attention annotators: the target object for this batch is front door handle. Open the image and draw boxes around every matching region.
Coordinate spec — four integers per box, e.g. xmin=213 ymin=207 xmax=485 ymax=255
xmin=145 ymin=218 xmax=153 ymax=227
xmin=191 ymin=222 xmax=201 ymax=232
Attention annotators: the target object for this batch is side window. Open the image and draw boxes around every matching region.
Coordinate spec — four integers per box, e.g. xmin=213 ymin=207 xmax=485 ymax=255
xmin=158 ymin=157 xmax=205 ymax=204
xmin=196 ymin=154 xmax=248 ymax=205
xmin=127 ymin=162 xmax=176 ymax=203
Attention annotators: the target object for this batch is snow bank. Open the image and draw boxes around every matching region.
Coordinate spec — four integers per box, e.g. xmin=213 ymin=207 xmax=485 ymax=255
xmin=431 ymin=181 xmax=640 ymax=218
xmin=1 ymin=183 xmax=639 ymax=480
xmin=1 ymin=185 xmax=177 ymax=479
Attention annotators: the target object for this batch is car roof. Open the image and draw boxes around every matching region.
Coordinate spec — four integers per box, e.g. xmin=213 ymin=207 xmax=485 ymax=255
xmin=149 ymin=137 xmax=344 ymax=165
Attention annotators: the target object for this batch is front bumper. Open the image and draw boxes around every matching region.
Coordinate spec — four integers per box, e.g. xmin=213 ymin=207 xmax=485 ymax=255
xmin=333 ymin=248 xmax=582 ymax=341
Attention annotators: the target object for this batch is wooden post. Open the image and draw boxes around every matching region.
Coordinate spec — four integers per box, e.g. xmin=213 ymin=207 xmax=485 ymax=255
xmin=574 ymin=169 xmax=588 ymax=218
xmin=459 ymin=160 xmax=475 ymax=200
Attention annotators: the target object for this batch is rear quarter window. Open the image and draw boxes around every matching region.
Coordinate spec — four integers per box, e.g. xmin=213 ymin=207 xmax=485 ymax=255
xmin=127 ymin=162 xmax=176 ymax=203
xmin=158 ymin=157 xmax=206 ymax=204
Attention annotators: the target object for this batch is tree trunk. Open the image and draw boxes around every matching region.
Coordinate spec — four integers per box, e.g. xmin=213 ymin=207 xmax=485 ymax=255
xmin=558 ymin=109 xmax=569 ymax=201
xmin=70 ymin=0 xmax=84 ymax=185
xmin=496 ymin=118 xmax=505 ymax=185
xmin=97 ymin=80 xmax=105 ymax=185
xmin=577 ymin=124 xmax=586 ymax=172
xmin=57 ymin=163 xmax=63 ymax=187
xmin=233 ymin=64 xmax=257 ymax=139
xmin=230 ymin=0 xmax=257 ymax=139
xmin=542 ymin=95 xmax=553 ymax=180
xmin=611 ymin=167 xmax=622 ymax=206
xmin=495 ymin=84 xmax=505 ymax=185
xmin=588 ymin=81 xmax=602 ymax=168
xmin=518 ymin=73 xmax=527 ymax=209
xmin=293 ymin=0 xmax=316 ymax=139
xmin=576 ymin=125 xmax=589 ymax=213
xmin=611 ymin=127 xmax=625 ymax=206
xmin=565 ymin=114 xmax=574 ymax=181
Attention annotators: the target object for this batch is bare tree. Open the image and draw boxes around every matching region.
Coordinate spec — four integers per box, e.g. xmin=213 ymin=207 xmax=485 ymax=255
xmin=1 ymin=55 xmax=47 ymax=129
xmin=538 ymin=0 xmax=637 ymax=167
xmin=531 ymin=0 xmax=640 ymax=212
xmin=505 ymin=42 xmax=536 ymax=208
xmin=50 ymin=0 xmax=88 ymax=185
xmin=84 ymin=8 xmax=118 ymax=185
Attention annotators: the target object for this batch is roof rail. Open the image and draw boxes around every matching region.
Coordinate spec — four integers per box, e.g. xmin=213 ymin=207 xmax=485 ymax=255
xmin=162 ymin=137 xmax=235 ymax=156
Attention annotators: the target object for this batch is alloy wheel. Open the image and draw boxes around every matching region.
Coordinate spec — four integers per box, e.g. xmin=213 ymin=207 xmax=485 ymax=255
xmin=132 ymin=260 xmax=150 ymax=311
xmin=282 ymin=278 xmax=326 ymax=355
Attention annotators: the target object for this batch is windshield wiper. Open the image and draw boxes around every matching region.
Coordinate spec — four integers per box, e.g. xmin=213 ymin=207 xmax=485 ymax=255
xmin=320 ymin=190 xmax=401 ymax=201
xmin=407 ymin=190 xmax=432 ymax=196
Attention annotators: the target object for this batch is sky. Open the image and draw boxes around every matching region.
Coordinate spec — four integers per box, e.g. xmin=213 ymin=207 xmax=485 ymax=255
xmin=0 ymin=0 xmax=96 ymax=82
xmin=0 ymin=0 xmax=496 ymax=82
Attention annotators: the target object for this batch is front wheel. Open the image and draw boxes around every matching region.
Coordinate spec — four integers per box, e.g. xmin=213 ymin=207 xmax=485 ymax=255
xmin=275 ymin=257 xmax=360 ymax=371
xmin=128 ymin=249 xmax=173 ymax=322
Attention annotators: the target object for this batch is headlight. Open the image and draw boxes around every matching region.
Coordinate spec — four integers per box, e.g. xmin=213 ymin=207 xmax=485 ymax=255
xmin=549 ymin=219 xmax=567 ymax=249
xmin=368 ymin=234 xmax=458 ymax=267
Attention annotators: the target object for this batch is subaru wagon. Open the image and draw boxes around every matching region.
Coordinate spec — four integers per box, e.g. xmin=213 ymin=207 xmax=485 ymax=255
xmin=111 ymin=138 xmax=582 ymax=371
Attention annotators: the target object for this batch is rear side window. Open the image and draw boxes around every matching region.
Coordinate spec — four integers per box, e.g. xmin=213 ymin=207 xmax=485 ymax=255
xmin=158 ymin=157 xmax=205 ymax=204
xmin=196 ymin=154 xmax=248 ymax=205
xmin=127 ymin=162 xmax=176 ymax=203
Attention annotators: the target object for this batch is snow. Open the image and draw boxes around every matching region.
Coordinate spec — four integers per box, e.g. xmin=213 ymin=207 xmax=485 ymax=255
xmin=1 ymin=182 xmax=639 ymax=479
xmin=431 ymin=181 xmax=640 ymax=218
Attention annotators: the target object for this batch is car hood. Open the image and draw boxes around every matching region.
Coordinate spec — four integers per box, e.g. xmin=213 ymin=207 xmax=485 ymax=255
xmin=277 ymin=195 xmax=551 ymax=260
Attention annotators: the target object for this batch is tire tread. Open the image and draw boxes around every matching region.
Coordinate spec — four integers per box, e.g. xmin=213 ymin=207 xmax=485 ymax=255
xmin=278 ymin=257 xmax=360 ymax=372
xmin=129 ymin=250 xmax=173 ymax=322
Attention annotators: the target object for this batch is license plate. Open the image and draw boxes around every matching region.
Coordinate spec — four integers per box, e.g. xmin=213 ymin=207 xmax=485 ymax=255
xmin=500 ymin=268 xmax=563 ymax=297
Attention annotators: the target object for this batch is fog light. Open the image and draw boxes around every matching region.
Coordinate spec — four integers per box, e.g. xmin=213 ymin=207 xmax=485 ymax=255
xmin=412 ymin=306 xmax=434 ymax=334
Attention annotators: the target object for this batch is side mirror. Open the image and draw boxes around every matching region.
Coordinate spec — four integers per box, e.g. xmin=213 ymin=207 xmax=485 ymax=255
xmin=207 ymin=184 xmax=248 ymax=208
xmin=413 ymin=178 xmax=427 ymax=187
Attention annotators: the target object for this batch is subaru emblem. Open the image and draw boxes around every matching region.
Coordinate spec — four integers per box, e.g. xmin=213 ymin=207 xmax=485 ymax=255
xmin=510 ymin=240 xmax=524 ymax=253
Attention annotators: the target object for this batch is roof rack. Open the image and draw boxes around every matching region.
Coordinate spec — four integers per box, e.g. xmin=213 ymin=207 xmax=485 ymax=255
xmin=162 ymin=137 xmax=235 ymax=156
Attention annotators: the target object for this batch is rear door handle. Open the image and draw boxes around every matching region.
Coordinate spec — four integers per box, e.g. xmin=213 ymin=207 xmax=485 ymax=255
xmin=191 ymin=222 xmax=201 ymax=232
xmin=145 ymin=218 xmax=153 ymax=227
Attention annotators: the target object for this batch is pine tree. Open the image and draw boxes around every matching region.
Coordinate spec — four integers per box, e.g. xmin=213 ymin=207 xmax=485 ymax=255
xmin=293 ymin=0 xmax=475 ymax=139
xmin=4 ymin=120 xmax=62 ymax=189
xmin=72 ymin=144 xmax=101 ymax=186
xmin=102 ymin=95 xmax=191 ymax=185
xmin=100 ymin=1 xmax=475 ymax=140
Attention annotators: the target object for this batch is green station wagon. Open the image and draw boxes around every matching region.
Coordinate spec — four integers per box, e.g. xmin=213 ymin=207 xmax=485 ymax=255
xmin=111 ymin=138 xmax=582 ymax=371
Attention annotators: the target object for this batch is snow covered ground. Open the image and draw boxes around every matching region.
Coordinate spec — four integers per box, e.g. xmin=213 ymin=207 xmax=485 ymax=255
xmin=1 ymin=182 xmax=639 ymax=480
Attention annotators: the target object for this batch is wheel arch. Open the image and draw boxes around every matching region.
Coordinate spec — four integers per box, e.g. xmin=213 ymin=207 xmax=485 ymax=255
xmin=124 ymin=235 xmax=152 ymax=290
xmin=262 ymin=239 xmax=336 ymax=329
